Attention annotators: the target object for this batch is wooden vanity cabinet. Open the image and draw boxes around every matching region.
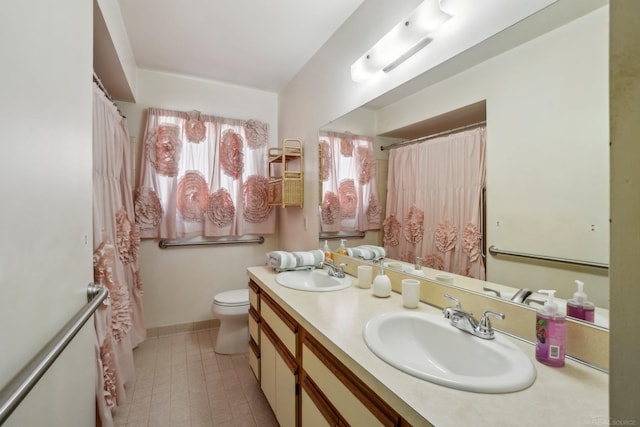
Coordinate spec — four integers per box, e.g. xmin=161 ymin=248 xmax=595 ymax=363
xmin=250 ymin=278 xmax=410 ymax=427
xmin=248 ymin=280 xmax=261 ymax=381
xmin=300 ymin=330 xmax=406 ymax=427
xmin=259 ymin=291 xmax=298 ymax=427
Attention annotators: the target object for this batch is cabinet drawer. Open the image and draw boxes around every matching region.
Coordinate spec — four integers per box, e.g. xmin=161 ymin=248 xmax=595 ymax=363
xmin=249 ymin=307 xmax=260 ymax=344
xmin=302 ymin=331 xmax=402 ymax=427
xmin=303 ymin=343 xmax=384 ymax=427
xmin=261 ymin=293 xmax=297 ymax=357
xmin=249 ymin=280 xmax=260 ymax=311
xmin=249 ymin=339 xmax=260 ymax=381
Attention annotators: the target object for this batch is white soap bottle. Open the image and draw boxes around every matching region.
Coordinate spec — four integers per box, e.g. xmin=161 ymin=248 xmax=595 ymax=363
xmin=372 ymin=262 xmax=392 ymax=298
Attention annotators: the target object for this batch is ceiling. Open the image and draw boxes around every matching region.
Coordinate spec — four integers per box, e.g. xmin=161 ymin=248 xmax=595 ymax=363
xmin=116 ymin=0 xmax=365 ymax=93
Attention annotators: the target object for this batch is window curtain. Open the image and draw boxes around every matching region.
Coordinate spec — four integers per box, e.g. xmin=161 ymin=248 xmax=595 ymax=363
xmin=92 ymin=83 xmax=144 ymax=426
xmin=384 ymin=127 xmax=486 ymax=279
xmin=135 ymin=108 xmax=274 ymax=238
xmin=319 ymin=131 xmax=382 ymax=232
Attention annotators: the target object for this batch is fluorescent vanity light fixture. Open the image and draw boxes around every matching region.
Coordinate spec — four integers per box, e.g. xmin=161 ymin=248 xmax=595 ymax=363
xmin=350 ymin=0 xmax=452 ymax=82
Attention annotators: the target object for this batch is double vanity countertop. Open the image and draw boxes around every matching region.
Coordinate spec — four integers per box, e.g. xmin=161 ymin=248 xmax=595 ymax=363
xmin=247 ymin=265 xmax=608 ymax=427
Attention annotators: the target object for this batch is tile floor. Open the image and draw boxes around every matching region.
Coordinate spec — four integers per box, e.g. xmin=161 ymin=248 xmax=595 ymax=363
xmin=112 ymin=328 xmax=278 ymax=427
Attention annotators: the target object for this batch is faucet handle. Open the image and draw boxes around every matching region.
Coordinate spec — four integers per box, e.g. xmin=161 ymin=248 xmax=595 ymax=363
xmin=444 ymin=294 xmax=461 ymax=308
xmin=477 ymin=310 xmax=505 ymax=338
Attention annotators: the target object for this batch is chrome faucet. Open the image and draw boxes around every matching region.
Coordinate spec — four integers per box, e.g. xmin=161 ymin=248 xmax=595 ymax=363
xmin=442 ymin=294 xmax=505 ymax=340
xmin=324 ymin=259 xmax=347 ymax=278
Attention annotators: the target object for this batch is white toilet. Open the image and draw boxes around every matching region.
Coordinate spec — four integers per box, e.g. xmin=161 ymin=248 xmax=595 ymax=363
xmin=211 ymin=289 xmax=250 ymax=354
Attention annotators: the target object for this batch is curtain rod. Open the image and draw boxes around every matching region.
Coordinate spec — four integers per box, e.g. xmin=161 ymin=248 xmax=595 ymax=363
xmin=92 ymin=71 xmax=113 ymax=101
xmin=380 ymin=121 xmax=486 ymax=151
xmin=92 ymin=71 xmax=126 ymax=118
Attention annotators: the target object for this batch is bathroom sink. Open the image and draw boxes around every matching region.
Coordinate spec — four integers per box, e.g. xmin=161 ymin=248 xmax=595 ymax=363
xmin=275 ymin=269 xmax=352 ymax=292
xmin=363 ymin=311 xmax=536 ymax=393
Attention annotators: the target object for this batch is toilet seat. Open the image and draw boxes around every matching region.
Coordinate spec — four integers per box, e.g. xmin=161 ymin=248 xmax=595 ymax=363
xmin=214 ymin=289 xmax=249 ymax=307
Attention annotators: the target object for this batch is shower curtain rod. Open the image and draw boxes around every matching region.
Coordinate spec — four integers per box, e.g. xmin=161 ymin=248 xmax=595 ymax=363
xmin=380 ymin=121 xmax=486 ymax=151
xmin=92 ymin=71 xmax=126 ymax=118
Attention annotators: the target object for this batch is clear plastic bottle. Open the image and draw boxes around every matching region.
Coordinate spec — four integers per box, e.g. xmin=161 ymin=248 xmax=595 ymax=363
xmin=337 ymin=239 xmax=347 ymax=255
xmin=323 ymin=240 xmax=333 ymax=262
xmin=566 ymin=280 xmax=595 ymax=322
xmin=535 ymin=290 xmax=566 ymax=367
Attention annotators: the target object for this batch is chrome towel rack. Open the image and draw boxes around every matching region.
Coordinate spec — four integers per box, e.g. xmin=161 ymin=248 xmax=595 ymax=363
xmin=488 ymin=245 xmax=608 ymax=269
xmin=319 ymin=232 xmax=366 ymax=240
xmin=0 ymin=284 xmax=108 ymax=424
xmin=158 ymin=236 xmax=265 ymax=249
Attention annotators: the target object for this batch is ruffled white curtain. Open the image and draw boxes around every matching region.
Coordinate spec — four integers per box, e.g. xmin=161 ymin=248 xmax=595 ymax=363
xmin=384 ymin=127 xmax=486 ymax=279
xmin=135 ymin=108 xmax=274 ymax=238
xmin=92 ymin=83 xmax=144 ymax=426
xmin=319 ymin=131 xmax=382 ymax=232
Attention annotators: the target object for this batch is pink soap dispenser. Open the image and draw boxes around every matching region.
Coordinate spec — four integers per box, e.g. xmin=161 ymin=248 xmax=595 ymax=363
xmin=566 ymin=280 xmax=595 ymax=322
xmin=535 ymin=290 xmax=566 ymax=367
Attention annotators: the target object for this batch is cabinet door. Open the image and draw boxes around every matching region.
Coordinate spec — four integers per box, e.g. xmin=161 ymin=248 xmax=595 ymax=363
xmin=275 ymin=350 xmax=297 ymax=427
xmin=260 ymin=328 xmax=277 ymax=411
xmin=261 ymin=323 xmax=297 ymax=427
xmin=301 ymin=375 xmax=339 ymax=427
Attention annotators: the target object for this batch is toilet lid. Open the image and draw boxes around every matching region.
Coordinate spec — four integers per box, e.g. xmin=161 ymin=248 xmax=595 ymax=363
xmin=214 ymin=289 xmax=249 ymax=307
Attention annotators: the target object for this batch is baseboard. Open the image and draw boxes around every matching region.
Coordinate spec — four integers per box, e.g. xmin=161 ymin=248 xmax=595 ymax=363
xmin=146 ymin=318 xmax=221 ymax=338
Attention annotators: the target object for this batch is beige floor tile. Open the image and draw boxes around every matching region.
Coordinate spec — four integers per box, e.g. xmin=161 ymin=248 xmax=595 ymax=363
xmin=121 ymin=328 xmax=273 ymax=427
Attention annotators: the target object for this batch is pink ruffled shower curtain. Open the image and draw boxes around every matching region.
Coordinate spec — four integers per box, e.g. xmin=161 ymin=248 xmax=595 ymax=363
xmin=384 ymin=127 xmax=486 ymax=279
xmin=92 ymin=83 xmax=145 ymax=426
xmin=319 ymin=131 xmax=382 ymax=232
xmin=135 ymin=108 xmax=274 ymax=238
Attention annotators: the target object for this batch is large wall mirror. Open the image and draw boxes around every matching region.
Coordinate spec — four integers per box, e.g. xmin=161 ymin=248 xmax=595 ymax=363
xmin=319 ymin=5 xmax=609 ymax=329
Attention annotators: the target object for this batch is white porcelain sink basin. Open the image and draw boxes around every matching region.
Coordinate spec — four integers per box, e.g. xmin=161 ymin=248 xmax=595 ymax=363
xmin=275 ymin=269 xmax=352 ymax=292
xmin=363 ymin=311 xmax=536 ymax=393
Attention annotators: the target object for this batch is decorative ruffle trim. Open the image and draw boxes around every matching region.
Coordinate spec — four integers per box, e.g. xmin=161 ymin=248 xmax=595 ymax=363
xmin=100 ymin=337 xmax=118 ymax=409
xmin=383 ymin=215 xmax=401 ymax=247
xmin=185 ymin=111 xmax=206 ymax=143
xmin=366 ymin=194 xmax=382 ymax=225
xmin=338 ymin=179 xmax=357 ymax=219
xmin=134 ymin=187 xmax=163 ymax=235
xmin=403 ymin=206 xmax=425 ymax=245
xmin=340 ymin=132 xmax=354 ymax=157
xmin=244 ymin=119 xmax=269 ymax=149
xmin=435 ymin=221 xmax=458 ymax=252
xmin=424 ymin=253 xmax=445 ymax=270
xmin=463 ymin=223 xmax=482 ymax=262
xmin=147 ymin=124 xmax=182 ymax=177
xmin=93 ymin=239 xmax=132 ymax=343
xmin=177 ymin=171 xmax=208 ymax=222
xmin=321 ymin=192 xmax=340 ymax=225
xmin=243 ymin=175 xmax=272 ymax=223
xmin=116 ymin=208 xmax=140 ymax=264
xmin=319 ymin=141 xmax=331 ymax=181
xmin=356 ymin=146 xmax=374 ymax=185
xmin=221 ymin=130 xmax=244 ymax=179
xmin=208 ymin=188 xmax=235 ymax=227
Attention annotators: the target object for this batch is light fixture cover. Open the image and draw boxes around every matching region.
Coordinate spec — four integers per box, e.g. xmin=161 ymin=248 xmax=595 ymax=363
xmin=350 ymin=0 xmax=452 ymax=82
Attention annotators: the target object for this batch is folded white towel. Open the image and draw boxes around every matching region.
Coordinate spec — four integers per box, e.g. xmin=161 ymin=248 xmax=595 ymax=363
xmin=346 ymin=245 xmax=386 ymax=260
xmin=267 ymin=249 xmax=324 ymax=271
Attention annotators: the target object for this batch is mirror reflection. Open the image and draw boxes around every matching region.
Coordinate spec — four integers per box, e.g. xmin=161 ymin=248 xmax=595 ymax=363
xmin=319 ymin=5 xmax=609 ymax=329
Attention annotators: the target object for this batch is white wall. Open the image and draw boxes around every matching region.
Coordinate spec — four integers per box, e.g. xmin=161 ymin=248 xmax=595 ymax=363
xmin=117 ymin=69 xmax=280 ymax=328
xmin=374 ymin=8 xmax=609 ymax=306
xmin=0 ymin=1 xmax=95 ymax=426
